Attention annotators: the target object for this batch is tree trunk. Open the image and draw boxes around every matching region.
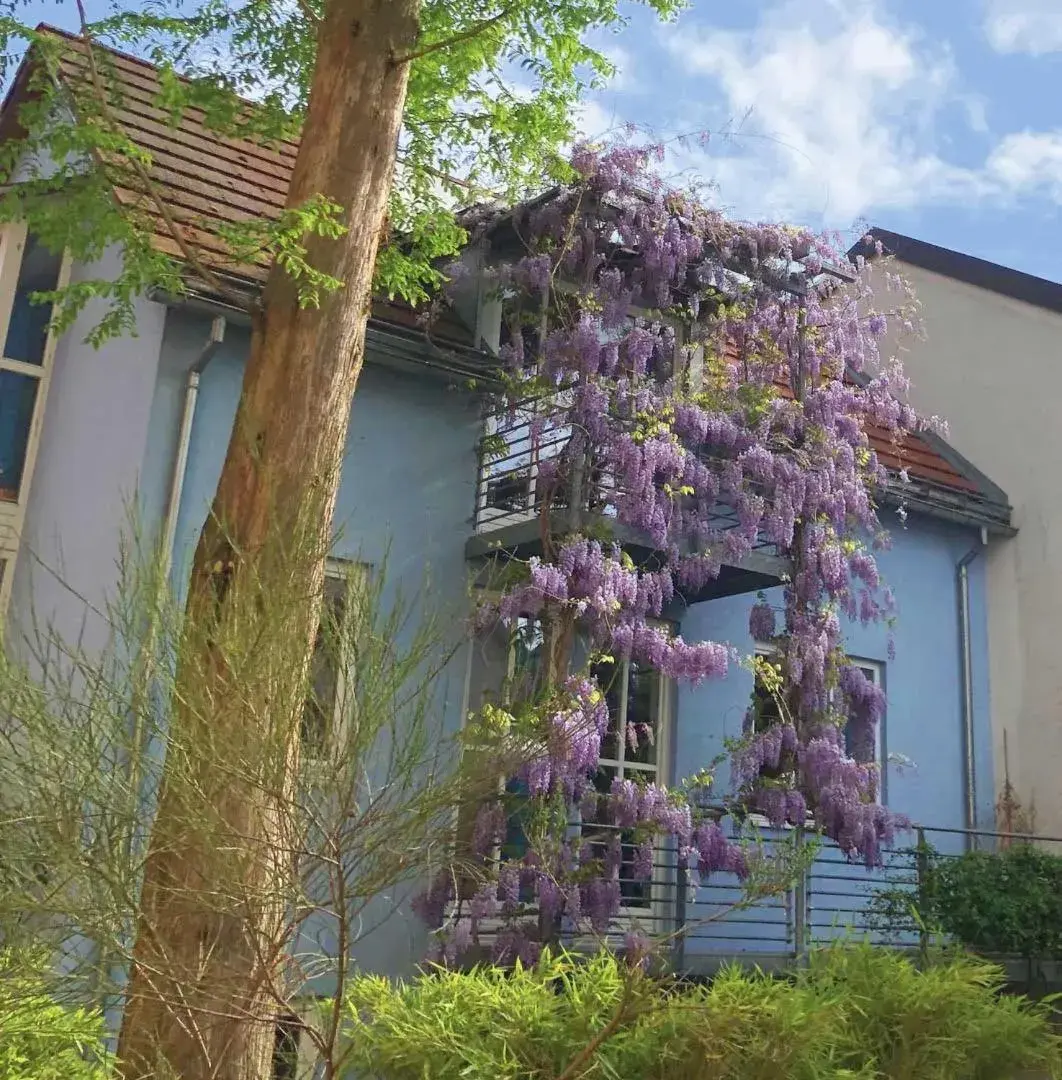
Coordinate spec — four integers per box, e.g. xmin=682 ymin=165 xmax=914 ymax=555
xmin=116 ymin=2 xmax=420 ymax=1077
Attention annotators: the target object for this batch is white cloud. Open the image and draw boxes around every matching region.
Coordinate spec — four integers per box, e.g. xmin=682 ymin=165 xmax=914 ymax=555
xmin=984 ymin=0 xmax=1062 ymax=55
xmin=655 ymin=0 xmax=1062 ymax=225
xmin=986 ymin=130 xmax=1062 ymax=200
xmin=660 ymin=0 xmax=986 ymax=224
xmin=574 ymin=98 xmax=626 ymax=139
xmin=599 ymin=43 xmax=635 ymax=91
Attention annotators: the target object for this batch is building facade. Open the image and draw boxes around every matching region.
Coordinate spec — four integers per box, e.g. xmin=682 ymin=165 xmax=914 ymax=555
xmin=0 ymin=31 xmax=1016 ymax=987
xmin=858 ymin=228 xmax=1062 ymax=837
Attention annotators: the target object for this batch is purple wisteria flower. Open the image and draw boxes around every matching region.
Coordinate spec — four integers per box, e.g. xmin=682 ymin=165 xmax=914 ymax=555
xmin=426 ymin=137 xmax=919 ymax=963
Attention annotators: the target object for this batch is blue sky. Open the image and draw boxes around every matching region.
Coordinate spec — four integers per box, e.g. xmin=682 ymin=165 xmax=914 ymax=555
xmin=577 ymin=0 xmax=1062 ymax=282
xmin=14 ymin=0 xmax=1062 ymax=283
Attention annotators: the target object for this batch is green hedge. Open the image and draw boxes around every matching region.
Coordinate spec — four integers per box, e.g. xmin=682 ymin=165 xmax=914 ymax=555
xmin=0 ymin=951 xmax=111 ymax=1080
xmin=336 ymin=945 xmax=1061 ymax=1080
xmin=921 ymin=844 xmax=1062 ymax=958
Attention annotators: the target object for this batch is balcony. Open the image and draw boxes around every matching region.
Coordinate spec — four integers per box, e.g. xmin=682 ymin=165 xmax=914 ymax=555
xmin=465 ymin=403 xmax=786 ymax=603
xmin=454 ymin=823 xmax=1062 ymax=980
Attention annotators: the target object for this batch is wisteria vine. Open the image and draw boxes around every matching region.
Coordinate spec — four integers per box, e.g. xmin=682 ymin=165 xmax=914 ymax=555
xmin=416 ymin=140 xmax=924 ymax=964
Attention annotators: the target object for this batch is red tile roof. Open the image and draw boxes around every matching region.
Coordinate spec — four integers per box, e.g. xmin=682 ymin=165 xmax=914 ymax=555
xmin=718 ymin=331 xmax=977 ymax=497
xmin=2 ymin=25 xmax=475 ymax=345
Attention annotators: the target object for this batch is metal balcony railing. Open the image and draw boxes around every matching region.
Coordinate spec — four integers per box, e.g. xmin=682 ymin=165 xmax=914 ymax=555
xmin=472 ymin=402 xmax=776 ymax=556
xmin=453 ymin=823 xmax=1062 ymax=974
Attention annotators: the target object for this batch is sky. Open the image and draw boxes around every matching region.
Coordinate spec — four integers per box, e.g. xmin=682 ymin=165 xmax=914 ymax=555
xmin=577 ymin=0 xmax=1062 ymax=282
xmin=12 ymin=0 xmax=1062 ymax=283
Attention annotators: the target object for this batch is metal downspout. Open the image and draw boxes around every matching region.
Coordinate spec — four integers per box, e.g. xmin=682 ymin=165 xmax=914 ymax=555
xmin=160 ymin=316 xmax=225 ymax=577
xmin=958 ymin=528 xmax=988 ymax=850
xmin=95 ymin=316 xmax=226 ymax=1026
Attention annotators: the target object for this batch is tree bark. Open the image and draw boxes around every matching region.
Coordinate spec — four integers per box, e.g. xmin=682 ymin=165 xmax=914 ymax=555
xmin=116 ymin=2 xmax=420 ymax=1077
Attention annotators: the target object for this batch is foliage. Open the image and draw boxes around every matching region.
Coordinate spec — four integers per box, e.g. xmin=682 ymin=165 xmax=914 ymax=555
xmin=0 ymin=950 xmax=111 ymax=1080
xmin=0 ymin=0 xmax=686 ymax=329
xmin=874 ymin=843 xmax=1062 ymax=959
xmin=0 ymin=528 xmax=512 ymax=1077
xmin=417 ymin=141 xmax=924 ymax=961
xmin=336 ymin=945 xmax=1062 ymax=1079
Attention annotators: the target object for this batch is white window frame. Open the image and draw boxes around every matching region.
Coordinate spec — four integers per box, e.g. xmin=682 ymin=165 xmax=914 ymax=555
xmin=0 ymin=222 xmax=71 ymax=621
xmin=844 ymin=657 xmax=885 ymax=802
xmin=454 ymin=607 xmax=674 ymax=941
xmin=301 ymin=558 xmax=370 ymax=767
xmin=749 ymin=644 xmax=886 ymax=818
xmin=586 ymin=648 xmax=672 ymax=924
xmin=272 ymin=1001 xmax=322 ymax=1080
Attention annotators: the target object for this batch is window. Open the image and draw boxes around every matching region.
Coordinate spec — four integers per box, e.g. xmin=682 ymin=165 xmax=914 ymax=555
xmin=843 ymin=659 xmax=884 ymax=770
xmin=301 ymin=561 xmax=367 ymax=761
xmin=748 ymin=645 xmax=788 ymax=781
xmin=750 ymin=646 xmax=885 ymax=777
xmin=585 ymin=652 xmax=668 ymax=909
xmin=272 ymin=1008 xmax=318 ymax=1080
xmin=461 ymin=614 xmax=672 ymax=915
xmin=0 ymin=230 xmax=64 ymax=503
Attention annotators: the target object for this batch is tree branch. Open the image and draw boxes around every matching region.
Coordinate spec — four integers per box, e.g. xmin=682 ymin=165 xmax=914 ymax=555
xmin=392 ymin=6 xmax=514 ymax=66
xmin=293 ymin=0 xmax=320 ymax=25
xmin=72 ymin=0 xmax=248 ymax=308
xmin=553 ymin=979 xmax=641 ymax=1080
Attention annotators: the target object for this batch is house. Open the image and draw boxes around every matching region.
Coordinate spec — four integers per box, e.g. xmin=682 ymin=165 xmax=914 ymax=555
xmin=0 ymin=27 xmax=1014 ymax=998
xmin=853 ymin=229 xmax=1062 ymax=839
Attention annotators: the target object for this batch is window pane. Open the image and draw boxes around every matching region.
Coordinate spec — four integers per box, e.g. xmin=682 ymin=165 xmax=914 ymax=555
xmin=4 ymin=234 xmax=62 ymax=366
xmin=0 ymin=368 xmax=38 ymax=501
xmin=591 ymin=660 xmax=623 ymax=760
xmin=625 ymin=659 xmax=660 ymax=765
xmin=511 ymin=616 xmax=544 ymax=696
xmin=501 ymin=776 xmax=531 ymax=861
xmin=272 ymin=1016 xmax=301 ymax=1080
xmin=752 ymin=667 xmax=782 ymax=732
xmin=301 ymin=575 xmax=347 ymax=756
xmin=845 ymin=663 xmax=880 ymax=765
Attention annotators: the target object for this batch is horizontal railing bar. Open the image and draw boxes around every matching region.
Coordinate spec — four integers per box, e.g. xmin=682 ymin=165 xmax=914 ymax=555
xmin=683 ymin=934 xmax=793 ymax=944
xmin=917 ymin=824 xmax=1062 ymax=843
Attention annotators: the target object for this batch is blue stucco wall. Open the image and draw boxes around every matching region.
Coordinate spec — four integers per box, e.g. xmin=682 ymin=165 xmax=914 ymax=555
xmin=137 ymin=308 xmax=997 ymax=971
xmin=142 ymin=308 xmax=482 ymax=981
xmin=9 ymin=247 xmax=168 ymax=658
xmin=673 ymin=514 xmax=994 ymax=959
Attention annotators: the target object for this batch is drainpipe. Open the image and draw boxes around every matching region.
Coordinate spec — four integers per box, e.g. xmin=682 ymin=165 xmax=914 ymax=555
xmin=160 ymin=316 xmax=225 ymax=577
xmin=91 ymin=316 xmax=227 ymax=1026
xmin=957 ymin=527 xmax=988 ymax=850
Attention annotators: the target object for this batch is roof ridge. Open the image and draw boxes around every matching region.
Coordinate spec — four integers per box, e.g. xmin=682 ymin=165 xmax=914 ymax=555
xmin=850 ymin=226 xmax=1062 ymax=317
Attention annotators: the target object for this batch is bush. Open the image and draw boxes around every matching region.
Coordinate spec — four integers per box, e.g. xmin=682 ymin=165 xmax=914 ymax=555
xmin=0 ymin=950 xmax=111 ymax=1080
xmin=338 ymin=945 xmax=1061 ymax=1080
xmin=919 ymin=844 xmax=1062 ymax=958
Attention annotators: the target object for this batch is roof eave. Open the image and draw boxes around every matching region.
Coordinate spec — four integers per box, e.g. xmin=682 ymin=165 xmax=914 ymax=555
xmin=849 ymin=226 xmax=1062 ymax=317
xmin=881 ymin=479 xmax=1015 ymax=537
xmin=149 ymin=279 xmax=501 ymax=388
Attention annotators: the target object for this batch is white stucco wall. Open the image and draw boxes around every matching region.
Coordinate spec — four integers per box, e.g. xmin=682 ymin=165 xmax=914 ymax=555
xmin=8 ymin=248 xmax=168 ymax=660
xmin=876 ymin=259 xmax=1062 ymax=835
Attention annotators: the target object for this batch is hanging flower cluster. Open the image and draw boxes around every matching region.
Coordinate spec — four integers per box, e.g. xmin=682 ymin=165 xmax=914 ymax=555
xmin=418 ymin=140 xmax=924 ymax=963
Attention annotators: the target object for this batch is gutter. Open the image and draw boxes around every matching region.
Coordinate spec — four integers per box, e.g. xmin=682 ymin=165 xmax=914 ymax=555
xmin=148 ymin=286 xmax=499 ymax=387
xmin=160 ymin=316 xmax=226 ymax=578
xmin=957 ymin=529 xmax=988 ymax=850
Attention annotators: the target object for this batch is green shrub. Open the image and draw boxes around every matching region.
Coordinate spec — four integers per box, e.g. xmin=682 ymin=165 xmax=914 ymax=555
xmin=805 ymin=944 xmax=1061 ymax=1079
xmin=0 ymin=950 xmax=111 ymax=1080
xmin=337 ymin=946 xmax=1061 ymax=1080
xmin=919 ymin=844 xmax=1062 ymax=958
